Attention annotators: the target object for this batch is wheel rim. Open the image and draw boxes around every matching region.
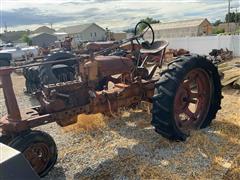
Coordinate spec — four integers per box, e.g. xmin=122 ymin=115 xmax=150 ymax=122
xmin=23 ymin=143 xmax=51 ymax=174
xmin=173 ymin=68 xmax=212 ymax=133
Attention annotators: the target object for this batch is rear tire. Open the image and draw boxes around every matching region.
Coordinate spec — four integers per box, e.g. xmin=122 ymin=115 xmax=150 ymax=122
xmin=8 ymin=130 xmax=57 ymax=177
xmin=23 ymin=66 xmax=41 ymax=94
xmin=151 ymin=55 xmax=222 ymax=141
xmin=39 ymin=52 xmax=76 ymax=85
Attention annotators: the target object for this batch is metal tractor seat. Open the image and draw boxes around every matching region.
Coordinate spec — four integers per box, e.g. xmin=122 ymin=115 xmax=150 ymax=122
xmin=140 ymin=40 xmax=169 ymax=54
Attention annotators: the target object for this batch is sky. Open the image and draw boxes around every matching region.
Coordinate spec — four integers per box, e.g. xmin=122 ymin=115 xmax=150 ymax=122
xmin=0 ymin=0 xmax=239 ymax=32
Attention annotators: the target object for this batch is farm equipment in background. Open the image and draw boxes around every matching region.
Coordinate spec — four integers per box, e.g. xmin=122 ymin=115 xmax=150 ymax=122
xmin=23 ymin=37 xmax=137 ymax=94
xmin=23 ymin=51 xmax=77 ymax=94
xmin=0 ymin=21 xmax=222 ymax=177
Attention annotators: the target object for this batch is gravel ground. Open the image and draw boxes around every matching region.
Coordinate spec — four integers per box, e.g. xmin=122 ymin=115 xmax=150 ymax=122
xmin=0 ymin=66 xmax=240 ymax=180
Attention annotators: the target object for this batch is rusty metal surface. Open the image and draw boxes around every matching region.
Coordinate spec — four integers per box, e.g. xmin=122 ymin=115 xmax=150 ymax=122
xmin=86 ymin=41 xmax=115 ymax=52
xmin=0 ymin=78 xmax=156 ymax=134
xmin=0 ymin=67 xmax=21 ymax=122
xmin=173 ymin=69 xmax=211 ymax=132
xmin=37 ymin=80 xmax=90 ymax=114
xmin=0 ymin=113 xmax=53 ymax=134
xmin=120 ymin=43 xmax=141 ymax=51
xmin=23 ymin=142 xmax=51 ymax=174
xmin=95 ymin=55 xmax=134 ymax=77
xmin=0 ymin=60 xmax=158 ymax=135
xmin=0 ymin=22 xmax=168 ymax=135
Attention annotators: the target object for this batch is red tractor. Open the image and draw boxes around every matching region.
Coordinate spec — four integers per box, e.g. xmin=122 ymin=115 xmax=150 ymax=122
xmin=0 ymin=22 xmax=222 ymax=177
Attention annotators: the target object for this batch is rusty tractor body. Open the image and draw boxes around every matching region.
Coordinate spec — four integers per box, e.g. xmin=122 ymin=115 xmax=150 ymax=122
xmin=0 ymin=22 xmax=222 ymax=177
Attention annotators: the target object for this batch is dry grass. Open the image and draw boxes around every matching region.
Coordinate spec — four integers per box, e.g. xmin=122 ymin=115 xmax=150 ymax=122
xmin=56 ymin=88 xmax=240 ymax=179
xmin=62 ymin=113 xmax=107 ymax=133
xmin=224 ymin=155 xmax=240 ymax=180
xmin=1 ymin=64 xmax=238 ymax=179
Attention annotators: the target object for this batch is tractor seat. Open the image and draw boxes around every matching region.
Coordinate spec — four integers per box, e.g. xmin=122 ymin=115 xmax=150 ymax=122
xmin=140 ymin=40 xmax=169 ymax=54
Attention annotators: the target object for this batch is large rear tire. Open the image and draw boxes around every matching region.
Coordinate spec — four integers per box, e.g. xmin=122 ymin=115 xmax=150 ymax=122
xmin=23 ymin=66 xmax=41 ymax=94
xmin=39 ymin=52 xmax=76 ymax=85
xmin=8 ymin=130 xmax=58 ymax=177
xmin=151 ymin=55 xmax=222 ymax=141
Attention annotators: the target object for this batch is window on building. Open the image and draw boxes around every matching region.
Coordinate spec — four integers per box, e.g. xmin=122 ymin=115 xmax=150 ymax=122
xmin=94 ymin=32 xmax=97 ymax=37
xmin=91 ymin=33 xmax=93 ymax=37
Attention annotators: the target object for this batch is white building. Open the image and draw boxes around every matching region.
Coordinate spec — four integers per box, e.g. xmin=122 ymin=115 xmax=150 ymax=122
xmin=148 ymin=18 xmax=212 ymax=39
xmin=57 ymin=23 xmax=106 ymax=45
xmin=54 ymin=32 xmax=68 ymax=42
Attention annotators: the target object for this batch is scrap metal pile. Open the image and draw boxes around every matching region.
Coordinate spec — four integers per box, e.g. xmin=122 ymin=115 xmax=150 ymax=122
xmin=209 ymin=48 xmax=233 ymax=64
xmin=208 ymin=49 xmax=239 ymax=89
xmin=164 ymin=48 xmax=190 ymax=62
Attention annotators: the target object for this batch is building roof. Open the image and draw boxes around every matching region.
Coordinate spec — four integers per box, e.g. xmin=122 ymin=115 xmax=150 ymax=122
xmin=29 ymin=32 xmax=56 ymax=38
xmin=151 ymin=18 xmax=209 ymax=30
xmin=33 ymin=26 xmax=55 ymax=34
xmin=57 ymin=23 xmax=105 ymax=34
xmin=54 ymin=32 xmax=68 ymax=35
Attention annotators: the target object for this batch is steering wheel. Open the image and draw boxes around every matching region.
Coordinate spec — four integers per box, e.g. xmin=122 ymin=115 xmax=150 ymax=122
xmin=134 ymin=21 xmax=155 ymax=46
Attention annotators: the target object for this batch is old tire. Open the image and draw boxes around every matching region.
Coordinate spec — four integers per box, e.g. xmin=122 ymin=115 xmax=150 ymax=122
xmin=23 ymin=66 xmax=41 ymax=94
xmin=51 ymin=64 xmax=75 ymax=82
xmin=151 ymin=55 xmax=222 ymax=141
xmin=8 ymin=130 xmax=57 ymax=177
xmin=39 ymin=52 xmax=76 ymax=85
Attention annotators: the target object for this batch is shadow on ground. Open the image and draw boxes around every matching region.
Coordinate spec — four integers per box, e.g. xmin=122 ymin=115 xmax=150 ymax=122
xmin=68 ymin=109 xmax=240 ymax=179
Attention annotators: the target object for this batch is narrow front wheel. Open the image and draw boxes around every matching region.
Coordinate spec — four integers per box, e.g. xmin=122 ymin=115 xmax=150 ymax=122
xmin=8 ymin=130 xmax=58 ymax=177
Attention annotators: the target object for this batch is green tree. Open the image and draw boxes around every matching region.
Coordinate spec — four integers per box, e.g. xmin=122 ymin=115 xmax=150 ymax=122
xmin=21 ymin=34 xmax=32 ymax=45
xmin=213 ymin=19 xmax=222 ymax=26
xmin=139 ymin=17 xmax=160 ymax=31
xmin=225 ymin=12 xmax=240 ymax=23
xmin=212 ymin=28 xmax=225 ymax=34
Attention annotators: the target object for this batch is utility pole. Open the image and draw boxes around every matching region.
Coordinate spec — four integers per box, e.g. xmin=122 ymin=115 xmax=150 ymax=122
xmin=4 ymin=22 xmax=7 ymax=33
xmin=227 ymin=0 xmax=231 ymax=32
xmin=230 ymin=6 xmax=239 ymax=33
xmin=235 ymin=7 xmax=239 ymax=34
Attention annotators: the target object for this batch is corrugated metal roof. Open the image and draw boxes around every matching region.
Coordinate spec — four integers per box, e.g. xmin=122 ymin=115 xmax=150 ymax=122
xmin=151 ymin=18 xmax=207 ymax=30
xmin=57 ymin=23 xmax=105 ymax=34
xmin=33 ymin=26 xmax=55 ymax=34
xmin=29 ymin=33 xmax=56 ymax=38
